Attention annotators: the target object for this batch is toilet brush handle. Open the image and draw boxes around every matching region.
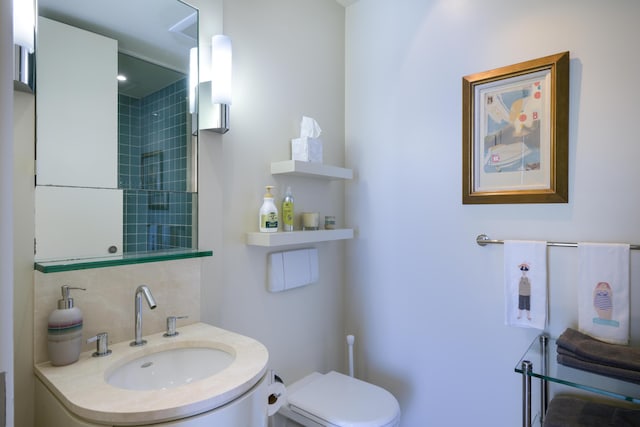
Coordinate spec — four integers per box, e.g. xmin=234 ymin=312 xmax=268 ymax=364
xmin=347 ymin=335 xmax=355 ymax=378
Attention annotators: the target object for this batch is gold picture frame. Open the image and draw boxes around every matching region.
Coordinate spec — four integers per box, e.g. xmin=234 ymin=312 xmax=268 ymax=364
xmin=462 ymin=51 xmax=569 ymax=204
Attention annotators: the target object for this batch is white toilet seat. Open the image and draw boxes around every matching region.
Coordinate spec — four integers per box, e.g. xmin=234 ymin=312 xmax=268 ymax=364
xmin=281 ymin=371 xmax=400 ymax=427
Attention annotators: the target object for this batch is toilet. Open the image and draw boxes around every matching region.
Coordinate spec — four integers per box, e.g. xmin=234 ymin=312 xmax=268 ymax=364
xmin=277 ymin=370 xmax=401 ymax=427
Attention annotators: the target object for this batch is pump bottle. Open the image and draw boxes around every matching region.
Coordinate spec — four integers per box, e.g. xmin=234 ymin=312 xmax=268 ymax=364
xmin=259 ymin=186 xmax=279 ymax=232
xmin=47 ymin=285 xmax=86 ymax=366
xmin=282 ymin=186 xmax=295 ymax=231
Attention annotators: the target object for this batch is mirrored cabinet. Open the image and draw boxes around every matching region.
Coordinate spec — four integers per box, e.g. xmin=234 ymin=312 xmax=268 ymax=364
xmin=34 ymin=0 xmax=209 ymax=271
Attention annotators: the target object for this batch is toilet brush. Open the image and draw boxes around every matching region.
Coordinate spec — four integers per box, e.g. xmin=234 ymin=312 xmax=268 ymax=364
xmin=347 ymin=335 xmax=355 ymax=378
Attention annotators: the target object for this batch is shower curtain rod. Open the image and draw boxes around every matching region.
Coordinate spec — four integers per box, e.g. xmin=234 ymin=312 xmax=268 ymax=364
xmin=476 ymin=234 xmax=640 ymax=251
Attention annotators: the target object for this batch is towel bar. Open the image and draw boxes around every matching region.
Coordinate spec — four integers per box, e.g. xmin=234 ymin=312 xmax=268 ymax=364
xmin=476 ymin=234 xmax=640 ymax=251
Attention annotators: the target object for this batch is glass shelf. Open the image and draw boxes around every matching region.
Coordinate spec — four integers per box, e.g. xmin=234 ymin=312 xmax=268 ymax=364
xmin=34 ymin=249 xmax=213 ymax=273
xmin=515 ymin=335 xmax=640 ymax=404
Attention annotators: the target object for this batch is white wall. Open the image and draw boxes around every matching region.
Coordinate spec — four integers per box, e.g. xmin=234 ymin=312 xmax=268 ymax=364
xmin=198 ymin=0 xmax=348 ymax=388
xmin=345 ymin=0 xmax=640 ymax=425
xmin=1 ymin=0 xmax=15 ymax=423
xmin=13 ymin=90 xmax=35 ymax=427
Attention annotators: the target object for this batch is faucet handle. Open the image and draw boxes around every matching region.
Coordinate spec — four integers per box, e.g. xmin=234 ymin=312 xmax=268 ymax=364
xmin=164 ymin=316 xmax=188 ymax=337
xmin=87 ymin=332 xmax=112 ymax=357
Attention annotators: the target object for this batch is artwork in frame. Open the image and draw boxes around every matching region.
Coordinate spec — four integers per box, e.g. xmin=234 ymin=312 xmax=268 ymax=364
xmin=462 ymin=51 xmax=569 ymax=204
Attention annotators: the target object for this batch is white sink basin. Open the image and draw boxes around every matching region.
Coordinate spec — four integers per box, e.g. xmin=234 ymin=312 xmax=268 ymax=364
xmin=35 ymin=323 xmax=269 ymax=426
xmin=107 ymin=347 xmax=235 ymax=390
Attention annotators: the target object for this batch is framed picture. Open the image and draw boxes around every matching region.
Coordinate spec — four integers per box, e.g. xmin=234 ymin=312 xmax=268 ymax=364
xmin=462 ymin=51 xmax=569 ymax=204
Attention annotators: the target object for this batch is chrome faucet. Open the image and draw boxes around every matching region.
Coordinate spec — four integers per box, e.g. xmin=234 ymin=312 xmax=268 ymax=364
xmin=130 ymin=285 xmax=157 ymax=346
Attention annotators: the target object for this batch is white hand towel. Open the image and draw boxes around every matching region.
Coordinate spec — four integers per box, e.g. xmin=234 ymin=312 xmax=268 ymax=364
xmin=504 ymin=240 xmax=548 ymax=330
xmin=578 ymin=243 xmax=630 ymax=345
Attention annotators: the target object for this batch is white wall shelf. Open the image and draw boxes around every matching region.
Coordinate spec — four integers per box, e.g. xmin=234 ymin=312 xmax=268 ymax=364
xmin=270 ymin=160 xmax=353 ymax=180
xmin=246 ymin=228 xmax=354 ymax=247
xmin=247 ymin=161 xmax=354 ymax=247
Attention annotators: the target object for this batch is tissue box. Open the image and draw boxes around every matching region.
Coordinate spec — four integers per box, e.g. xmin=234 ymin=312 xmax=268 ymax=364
xmin=291 ymin=137 xmax=323 ymax=163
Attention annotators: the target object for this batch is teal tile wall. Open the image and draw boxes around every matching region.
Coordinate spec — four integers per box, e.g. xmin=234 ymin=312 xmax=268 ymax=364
xmin=119 ymin=95 xmax=141 ymax=189
xmin=119 ymin=78 xmax=194 ymax=253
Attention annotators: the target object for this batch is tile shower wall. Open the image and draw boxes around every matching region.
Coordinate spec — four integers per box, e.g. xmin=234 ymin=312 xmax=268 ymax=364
xmin=119 ymin=78 xmax=194 ymax=253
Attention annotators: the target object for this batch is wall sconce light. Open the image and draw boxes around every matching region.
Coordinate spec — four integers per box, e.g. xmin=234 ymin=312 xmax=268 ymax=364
xmin=13 ymin=0 xmax=36 ymax=92
xmin=189 ymin=47 xmax=198 ymax=115
xmin=209 ymin=35 xmax=232 ymax=134
xmin=188 ymin=47 xmax=199 ymax=136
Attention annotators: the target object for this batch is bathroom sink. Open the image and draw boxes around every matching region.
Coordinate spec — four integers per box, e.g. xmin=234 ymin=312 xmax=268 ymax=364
xmin=35 ymin=323 xmax=269 ymax=425
xmin=106 ymin=346 xmax=235 ymax=390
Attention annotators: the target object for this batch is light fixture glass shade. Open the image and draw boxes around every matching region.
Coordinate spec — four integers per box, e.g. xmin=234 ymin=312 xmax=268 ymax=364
xmin=210 ymin=35 xmax=232 ymax=105
xmin=189 ymin=47 xmax=198 ymax=114
xmin=13 ymin=0 xmax=35 ymax=52
xmin=13 ymin=0 xmax=35 ymax=92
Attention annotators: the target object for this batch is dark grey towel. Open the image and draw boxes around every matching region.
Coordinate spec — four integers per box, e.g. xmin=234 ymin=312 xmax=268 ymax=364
xmin=557 ymin=351 xmax=640 ymax=384
xmin=557 ymin=328 xmax=640 ymax=372
xmin=543 ymin=395 xmax=640 ymax=427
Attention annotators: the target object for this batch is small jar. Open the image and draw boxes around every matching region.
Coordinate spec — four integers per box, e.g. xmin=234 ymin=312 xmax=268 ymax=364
xmin=324 ymin=215 xmax=336 ymax=230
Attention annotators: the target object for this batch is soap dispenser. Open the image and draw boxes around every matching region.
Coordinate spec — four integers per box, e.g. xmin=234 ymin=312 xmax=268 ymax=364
xmin=48 ymin=285 xmax=86 ymax=366
xmin=259 ymin=185 xmax=279 ymax=232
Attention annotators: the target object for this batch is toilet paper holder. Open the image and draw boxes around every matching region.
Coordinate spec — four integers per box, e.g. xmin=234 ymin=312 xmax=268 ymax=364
xmin=269 ymin=370 xmax=284 ymax=400
xmin=267 ymin=370 xmax=287 ymax=416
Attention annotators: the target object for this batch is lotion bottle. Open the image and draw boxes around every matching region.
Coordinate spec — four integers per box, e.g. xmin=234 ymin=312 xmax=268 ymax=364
xmin=259 ymin=186 xmax=279 ymax=232
xmin=282 ymin=186 xmax=294 ymax=231
xmin=48 ymin=285 xmax=86 ymax=366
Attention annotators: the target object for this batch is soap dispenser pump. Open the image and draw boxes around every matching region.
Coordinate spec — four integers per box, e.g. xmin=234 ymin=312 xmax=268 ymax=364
xmin=47 ymin=285 xmax=86 ymax=366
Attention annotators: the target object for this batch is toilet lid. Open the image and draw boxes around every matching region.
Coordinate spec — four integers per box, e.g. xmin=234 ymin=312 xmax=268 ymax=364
xmin=288 ymin=371 xmax=400 ymax=427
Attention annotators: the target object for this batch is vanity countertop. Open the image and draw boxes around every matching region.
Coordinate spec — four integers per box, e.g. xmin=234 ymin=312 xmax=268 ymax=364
xmin=34 ymin=322 xmax=269 ymax=425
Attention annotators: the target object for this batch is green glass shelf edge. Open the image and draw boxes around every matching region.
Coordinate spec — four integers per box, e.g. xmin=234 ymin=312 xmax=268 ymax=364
xmin=34 ymin=250 xmax=213 ymax=273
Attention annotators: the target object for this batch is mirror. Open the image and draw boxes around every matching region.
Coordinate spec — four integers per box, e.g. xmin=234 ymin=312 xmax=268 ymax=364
xmin=35 ymin=0 xmax=199 ymax=263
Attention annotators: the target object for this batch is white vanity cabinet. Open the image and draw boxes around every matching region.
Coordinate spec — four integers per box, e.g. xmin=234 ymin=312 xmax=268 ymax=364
xmin=36 ymin=16 xmax=118 ymax=188
xmin=35 ymin=376 xmax=268 ymax=427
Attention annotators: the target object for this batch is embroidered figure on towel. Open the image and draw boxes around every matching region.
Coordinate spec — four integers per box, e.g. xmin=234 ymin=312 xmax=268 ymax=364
xmin=517 ymin=263 xmax=532 ymax=321
xmin=593 ymin=281 xmax=619 ymax=327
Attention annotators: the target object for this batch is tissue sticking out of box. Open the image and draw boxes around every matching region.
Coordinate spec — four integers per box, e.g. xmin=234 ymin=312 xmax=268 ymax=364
xmin=301 ymin=116 xmax=321 ymax=138
xmin=292 ymin=116 xmax=323 ymax=163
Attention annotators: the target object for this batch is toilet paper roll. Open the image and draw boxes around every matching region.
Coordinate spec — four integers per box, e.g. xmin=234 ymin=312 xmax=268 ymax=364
xmin=267 ymin=381 xmax=287 ymax=416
